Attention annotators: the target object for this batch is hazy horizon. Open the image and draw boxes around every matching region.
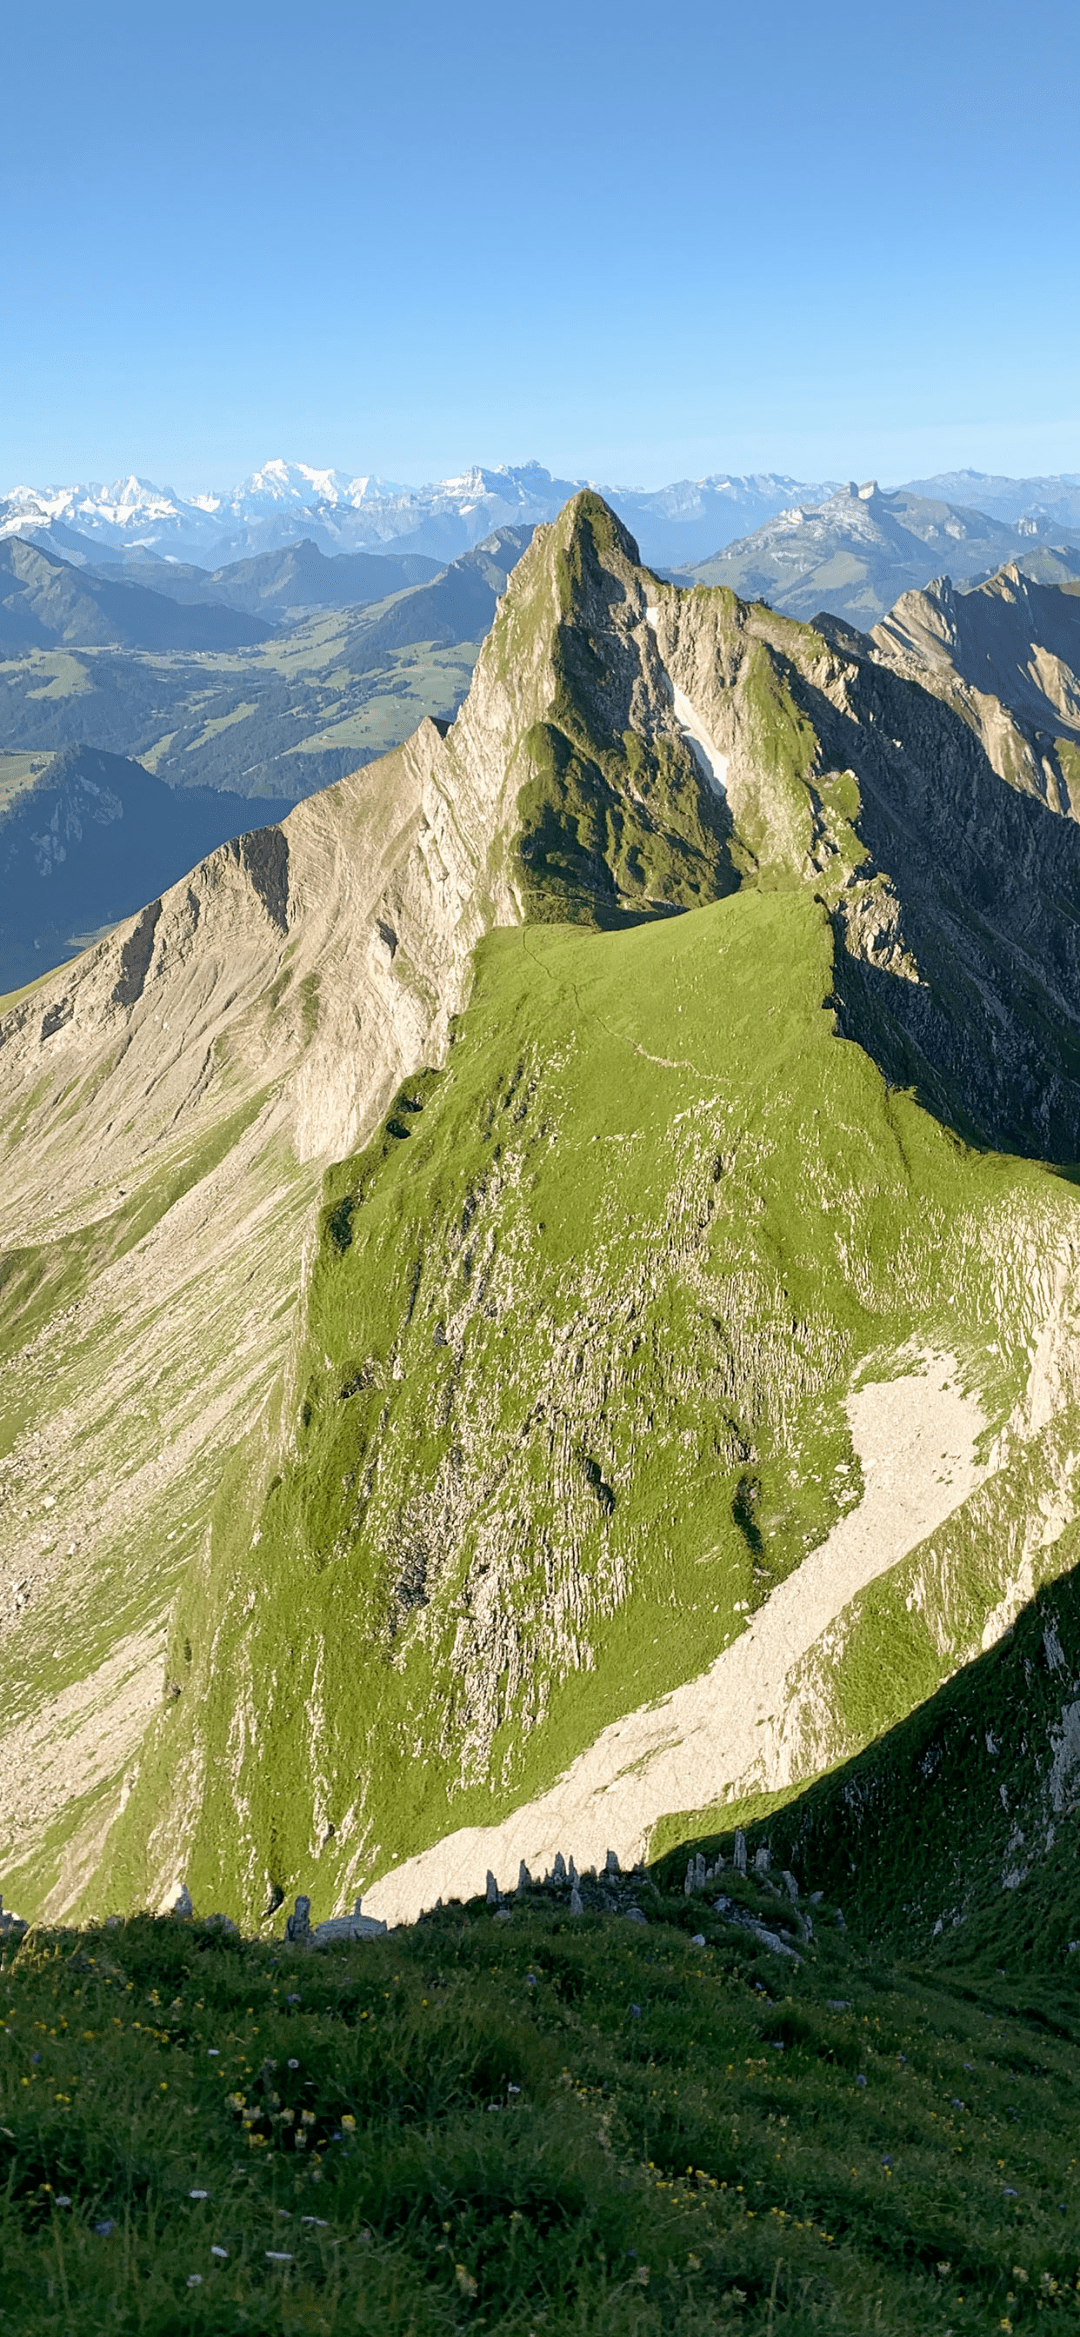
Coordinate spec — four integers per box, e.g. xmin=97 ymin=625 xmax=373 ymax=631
xmin=5 ymin=453 xmax=1080 ymax=507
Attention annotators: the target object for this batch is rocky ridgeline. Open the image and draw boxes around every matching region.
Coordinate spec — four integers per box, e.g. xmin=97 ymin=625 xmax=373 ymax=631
xmin=65 ymin=1841 xmax=845 ymax=1969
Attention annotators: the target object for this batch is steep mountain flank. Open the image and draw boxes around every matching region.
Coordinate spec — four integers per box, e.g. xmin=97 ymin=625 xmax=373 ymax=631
xmin=659 ymin=1538 xmax=1080 ymax=1978
xmin=95 ymin=885 xmax=1080 ymax=1932
xmin=871 ymin=565 xmax=1080 ymax=818
xmin=8 ymin=491 xmax=1080 ymax=1935
xmin=0 ymin=496 xmax=736 ymax=1914
xmin=507 ymin=502 xmax=735 ymax=924
xmin=649 ymin=580 xmax=1080 ymax=1159
xmin=0 ymin=744 xmax=291 ymax=993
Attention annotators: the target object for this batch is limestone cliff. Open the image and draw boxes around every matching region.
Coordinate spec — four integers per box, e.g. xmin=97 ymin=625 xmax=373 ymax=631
xmin=871 ymin=564 xmax=1080 ymax=820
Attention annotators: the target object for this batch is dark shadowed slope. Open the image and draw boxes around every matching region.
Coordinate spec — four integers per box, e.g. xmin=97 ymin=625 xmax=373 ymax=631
xmin=0 ymin=744 xmax=291 ymax=992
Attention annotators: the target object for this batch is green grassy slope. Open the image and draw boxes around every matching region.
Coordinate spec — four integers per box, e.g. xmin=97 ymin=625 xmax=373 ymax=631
xmin=11 ymin=490 xmax=1080 ymax=1953
xmin=2 ymin=1881 xmax=1078 ymax=2336
xmin=0 ymin=1087 xmax=320 ymax=1916
xmin=94 ymin=874 xmax=1075 ymax=1928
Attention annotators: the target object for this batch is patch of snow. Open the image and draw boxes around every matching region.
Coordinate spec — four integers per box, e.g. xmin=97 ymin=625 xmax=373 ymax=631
xmin=644 ymin=607 xmax=729 ymax=797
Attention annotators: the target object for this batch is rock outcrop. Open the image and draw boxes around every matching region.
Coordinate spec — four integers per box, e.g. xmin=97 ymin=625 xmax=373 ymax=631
xmin=871 ymin=564 xmax=1080 ymax=823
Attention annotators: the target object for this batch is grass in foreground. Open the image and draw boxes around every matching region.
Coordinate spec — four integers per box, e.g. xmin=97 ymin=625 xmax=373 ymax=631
xmin=2 ymin=1865 xmax=1078 ymax=2334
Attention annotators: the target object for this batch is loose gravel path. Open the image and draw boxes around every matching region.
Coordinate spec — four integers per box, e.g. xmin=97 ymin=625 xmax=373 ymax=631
xmin=365 ymin=1353 xmax=988 ymax=1924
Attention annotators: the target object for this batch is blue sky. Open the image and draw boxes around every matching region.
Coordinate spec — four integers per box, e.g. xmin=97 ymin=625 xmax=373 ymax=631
xmin=3 ymin=0 xmax=1077 ymax=491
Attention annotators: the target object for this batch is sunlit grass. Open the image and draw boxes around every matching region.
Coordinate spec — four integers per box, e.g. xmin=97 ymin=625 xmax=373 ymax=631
xmin=3 ymin=1867 xmax=1078 ymax=2333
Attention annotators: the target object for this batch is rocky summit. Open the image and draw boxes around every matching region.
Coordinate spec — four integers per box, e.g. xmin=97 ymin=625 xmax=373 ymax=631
xmin=2 ymin=493 xmax=1080 ymax=1988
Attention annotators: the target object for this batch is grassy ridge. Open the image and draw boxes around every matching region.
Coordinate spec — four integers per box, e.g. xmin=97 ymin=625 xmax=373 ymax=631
xmin=2 ymin=1875 xmax=1079 ymax=2335
xmin=96 ymin=887 xmax=1063 ymax=1926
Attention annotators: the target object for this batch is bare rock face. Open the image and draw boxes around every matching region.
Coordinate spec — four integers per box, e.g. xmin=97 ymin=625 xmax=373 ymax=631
xmin=284 ymin=1894 xmax=312 ymax=1943
xmin=647 ymin=577 xmax=1080 ymax=1160
xmin=871 ymin=564 xmax=1080 ymax=822
xmin=312 ymin=1895 xmax=387 ymax=1943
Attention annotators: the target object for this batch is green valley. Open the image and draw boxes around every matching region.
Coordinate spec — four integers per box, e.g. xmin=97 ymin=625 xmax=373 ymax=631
xmin=0 ymin=529 xmax=533 ymax=804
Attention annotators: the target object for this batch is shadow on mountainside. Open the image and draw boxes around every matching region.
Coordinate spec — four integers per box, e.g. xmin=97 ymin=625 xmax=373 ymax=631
xmin=653 ymin=1542 xmax=1080 ymax=1979
xmin=785 ymin=631 xmax=1080 ymax=1162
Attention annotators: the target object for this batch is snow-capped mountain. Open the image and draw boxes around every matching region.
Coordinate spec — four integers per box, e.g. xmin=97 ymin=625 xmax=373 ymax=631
xmin=0 ymin=463 xmax=411 ymax=562
xmin=0 ymin=460 xmax=841 ymax=570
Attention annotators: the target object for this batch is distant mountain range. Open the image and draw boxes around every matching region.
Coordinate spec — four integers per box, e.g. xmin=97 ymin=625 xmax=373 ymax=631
xmin=0 ymin=460 xmax=842 ymax=570
xmin=904 ymin=469 xmax=1080 ymax=526
xmin=89 ymin=537 xmax=444 ymax=618
xmin=5 ymin=457 xmax=1080 ymax=594
xmin=0 ymin=536 xmax=273 ymax=654
xmin=679 ymin=479 xmax=1080 ymax=623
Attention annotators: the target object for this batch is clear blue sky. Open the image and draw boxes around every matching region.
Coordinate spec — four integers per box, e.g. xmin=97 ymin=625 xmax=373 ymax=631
xmin=3 ymin=0 xmax=1078 ymax=492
